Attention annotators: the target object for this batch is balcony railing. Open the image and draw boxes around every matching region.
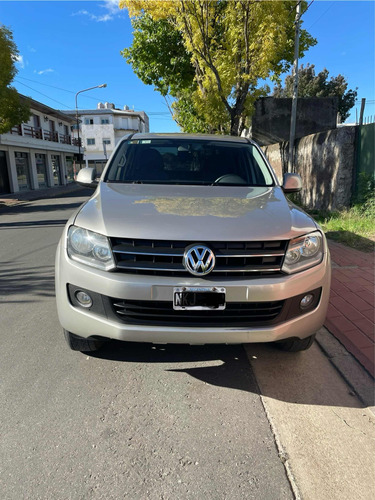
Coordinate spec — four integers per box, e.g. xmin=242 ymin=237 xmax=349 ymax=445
xmin=23 ymin=124 xmax=43 ymax=139
xmin=8 ymin=124 xmax=79 ymax=147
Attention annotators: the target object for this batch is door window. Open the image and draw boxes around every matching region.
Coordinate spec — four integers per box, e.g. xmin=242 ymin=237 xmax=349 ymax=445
xmin=35 ymin=153 xmax=48 ymax=188
xmin=51 ymin=155 xmax=61 ymax=186
xmin=15 ymin=152 xmax=31 ymax=191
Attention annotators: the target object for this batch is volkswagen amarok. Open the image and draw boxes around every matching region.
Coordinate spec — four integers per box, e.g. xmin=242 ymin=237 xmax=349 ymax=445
xmin=55 ymin=133 xmax=330 ymax=352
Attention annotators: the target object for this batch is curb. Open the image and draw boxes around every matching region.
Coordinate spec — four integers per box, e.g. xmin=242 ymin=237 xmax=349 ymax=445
xmin=315 ymin=326 xmax=374 ymax=408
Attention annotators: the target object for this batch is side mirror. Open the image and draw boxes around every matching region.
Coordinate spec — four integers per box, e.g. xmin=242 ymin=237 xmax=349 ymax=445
xmin=282 ymin=173 xmax=302 ymax=193
xmin=76 ymin=168 xmax=98 ymax=188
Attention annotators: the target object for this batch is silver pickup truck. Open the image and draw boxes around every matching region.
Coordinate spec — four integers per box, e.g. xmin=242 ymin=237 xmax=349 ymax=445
xmin=55 ymin=133 xmax=330 ymax=353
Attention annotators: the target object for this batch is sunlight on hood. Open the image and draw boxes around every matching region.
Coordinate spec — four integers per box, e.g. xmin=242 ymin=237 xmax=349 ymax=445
xmin=133 ymin=188 xmax=276 ymax=218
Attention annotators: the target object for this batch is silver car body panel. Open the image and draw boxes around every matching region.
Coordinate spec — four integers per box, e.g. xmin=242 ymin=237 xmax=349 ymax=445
xmin=73 ymin=182 xmax=318 ymax=242
xmin=56 ymin=133 xmax=330 ymax=345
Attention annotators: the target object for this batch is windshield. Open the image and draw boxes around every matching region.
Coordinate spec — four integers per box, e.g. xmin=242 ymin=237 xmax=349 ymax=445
xmin=104 ymin=139 xmax=274 ymax=186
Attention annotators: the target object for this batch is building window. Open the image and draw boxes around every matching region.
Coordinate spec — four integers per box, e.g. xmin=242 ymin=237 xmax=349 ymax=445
xmin=35 ymin=153 xmax=48 ymax=188
xmin=87 ymin=138 xmax=95 ymax=145
xmin=101 ymin=119 xmax=110 ymax=124
xmin=15 ymin=152 xmax=31 ymax=191
xmin=103 ymin=139 xmax=111 ymax=145
xmin=51 ymin=155 xmax=62 ymax=186
xmin=85 ymin=118 xmax=94 ymax=125
xmin=33 ymin=114 xmax=41 ymax=129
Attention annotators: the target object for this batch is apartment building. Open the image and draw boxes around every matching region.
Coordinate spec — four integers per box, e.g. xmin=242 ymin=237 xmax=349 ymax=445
xmin=0 ymin=94 xmax=79 ymax=195
xmin=64 ymin=102 xmax=150 ymax=174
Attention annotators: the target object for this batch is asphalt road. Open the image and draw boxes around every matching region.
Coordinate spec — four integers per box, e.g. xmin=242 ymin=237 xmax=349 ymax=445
xmin=0 ymin=190 xmax=291 ymax=499
xmin=1 ymin=190 xmax=374 ymax=500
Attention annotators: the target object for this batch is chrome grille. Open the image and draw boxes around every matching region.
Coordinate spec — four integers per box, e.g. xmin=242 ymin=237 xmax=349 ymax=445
xmin=111 ymin=299 xmax=285 ymax=327
xmin=110 ymin=238 xmax=287 ymax=277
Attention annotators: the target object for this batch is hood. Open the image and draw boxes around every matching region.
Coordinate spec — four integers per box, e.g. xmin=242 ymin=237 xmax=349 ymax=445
xmin=74 ymin=182 xmax=317 ymax=241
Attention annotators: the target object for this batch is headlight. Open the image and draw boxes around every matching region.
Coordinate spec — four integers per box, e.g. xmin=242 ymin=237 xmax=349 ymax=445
xmin=67 ymin=226 xmax=115 ymax=271
xmin=282 ymin=231 xmax=324 ymax=274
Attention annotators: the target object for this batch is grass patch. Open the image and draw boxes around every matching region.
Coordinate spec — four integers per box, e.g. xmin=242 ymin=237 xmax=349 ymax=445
xmin=307 ymin=198 xmax=375 ymax=253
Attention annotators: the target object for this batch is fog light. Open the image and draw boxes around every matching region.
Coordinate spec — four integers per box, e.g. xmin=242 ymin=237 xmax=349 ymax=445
xmin=75 ymin=290 xmax=93 ymax=308
xmin=300 ymin=294 xmax=314 ymax=309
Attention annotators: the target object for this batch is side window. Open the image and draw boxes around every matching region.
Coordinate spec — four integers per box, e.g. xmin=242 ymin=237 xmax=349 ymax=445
xmin=87 ymin=138 xmax=95 ymax=145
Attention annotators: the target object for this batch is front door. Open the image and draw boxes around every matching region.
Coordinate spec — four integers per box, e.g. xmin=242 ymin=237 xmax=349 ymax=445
xmin=15 ymin=152 xmax=31 ymax=191
xmin=0 ymin=151 xmax=11 ymax=194
xmin=51 ymin=155 xmax=62 ymax=185
xmin=35 ymin=153 xmax=48 ymax=188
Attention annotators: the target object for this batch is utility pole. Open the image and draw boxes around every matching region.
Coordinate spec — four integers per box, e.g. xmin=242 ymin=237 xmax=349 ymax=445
xmin=359 ymin=98 xmax=366 ymax=126
xmin=288 ymin=1 xmax=302 ymax=172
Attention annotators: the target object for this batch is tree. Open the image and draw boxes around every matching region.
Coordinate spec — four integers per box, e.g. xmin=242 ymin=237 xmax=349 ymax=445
xmin=272 ymin=64 xmax=357 ymax=122
xmin=121 ymin=14 xmax=208 ymax=132
xmin=0 ymin=25 xmax=30 ymax=133
xmin=120 ymin=0 xmax=316 ymax=135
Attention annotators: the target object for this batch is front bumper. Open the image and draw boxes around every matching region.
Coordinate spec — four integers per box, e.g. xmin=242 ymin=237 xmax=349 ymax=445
xmin=55 ymin=242 xmax=331 ymax=344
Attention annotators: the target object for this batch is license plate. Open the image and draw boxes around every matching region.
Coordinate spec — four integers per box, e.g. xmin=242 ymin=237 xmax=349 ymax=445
xmin=173 ymin=287 xmax=226 ymax=311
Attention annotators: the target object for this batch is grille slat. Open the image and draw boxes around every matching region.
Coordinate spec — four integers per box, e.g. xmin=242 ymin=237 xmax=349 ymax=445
xmin=111 ymin=299 xmax=285 ymax=326
xmin=110 ymin=238 xmax=287 ymax=277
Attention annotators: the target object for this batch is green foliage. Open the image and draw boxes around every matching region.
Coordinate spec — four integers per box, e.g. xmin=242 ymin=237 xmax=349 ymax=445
xmin=272 ymin=63 xmax=357 ymax=122
xmin=308 ymin=201 xmax=375 ymax=253
xmin=0 ymin=25 xmax=30 ymax=133
xmin=121 ymin=15 xmax=195 ymax=97
xmin=354 ymin=172 xmax=375 ymax=205
xmin=120 ymin=1 xmax=316 ymax=135
xmin=171 ymin=92 xmax=212 ymax=133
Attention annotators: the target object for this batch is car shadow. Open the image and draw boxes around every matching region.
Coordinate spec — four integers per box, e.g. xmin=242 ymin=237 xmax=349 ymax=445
xmin=88 ymin=340 xmax=369 ymax=408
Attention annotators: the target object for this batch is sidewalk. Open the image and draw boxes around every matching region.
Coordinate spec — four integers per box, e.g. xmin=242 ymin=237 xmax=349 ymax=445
xmin=0 ymin=183 xmax=83 ymax=206
xmin=326 ymin=240 xmax=374 ymax=377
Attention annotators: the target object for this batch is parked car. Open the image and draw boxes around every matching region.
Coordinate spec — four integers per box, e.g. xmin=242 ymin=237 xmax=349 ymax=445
xmin=55 ymin=133 xmax=330 ymax=352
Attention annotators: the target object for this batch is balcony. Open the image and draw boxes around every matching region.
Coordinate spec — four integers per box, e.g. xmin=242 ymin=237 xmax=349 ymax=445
xmin=8 ymin=125 xmax=80 ymax=147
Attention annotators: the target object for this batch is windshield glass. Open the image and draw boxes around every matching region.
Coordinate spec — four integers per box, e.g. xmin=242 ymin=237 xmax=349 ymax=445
xmin=104 ymin=139 xmax=274 ymax=186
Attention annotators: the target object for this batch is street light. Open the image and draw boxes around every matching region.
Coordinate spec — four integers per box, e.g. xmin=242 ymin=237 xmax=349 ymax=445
xmin=75 ymin=84 xmax=107 ymax=171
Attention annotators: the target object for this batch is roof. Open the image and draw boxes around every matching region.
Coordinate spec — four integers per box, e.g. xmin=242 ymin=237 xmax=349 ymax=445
xmin=129 ymin=132 xmax=252 ymax=143
xmin=19 ymin=94 xmax=76 ymax=123
xmin=63 ymin=109 xmax=147 ymax=118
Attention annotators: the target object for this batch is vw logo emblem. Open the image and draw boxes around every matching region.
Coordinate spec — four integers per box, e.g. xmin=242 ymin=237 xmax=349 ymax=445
xmin=183 ymin=244 xmax=216 ymax=276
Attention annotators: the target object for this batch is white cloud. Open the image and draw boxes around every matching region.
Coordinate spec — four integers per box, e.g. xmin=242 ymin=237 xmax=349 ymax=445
xmin=72 ymin=1 xmax=122 ymax=22
xmin=101 ymin=0 xmax=121 ymax=15
xmin=34 ymin=68 xmax=55 ymax=75
xmin=28 ymin=46 xmax=36 ymax=53
xmin=14 ymin=54 xmax=25 ymax=69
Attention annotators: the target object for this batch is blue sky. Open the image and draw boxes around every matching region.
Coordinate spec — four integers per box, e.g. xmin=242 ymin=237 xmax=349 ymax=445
xmin=1 ymin=0 xmax=374 ymax=132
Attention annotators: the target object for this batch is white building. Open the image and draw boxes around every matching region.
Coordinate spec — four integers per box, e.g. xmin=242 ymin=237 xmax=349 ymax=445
xmin=64 ymin=102 xmax=150 ymax=174
xmin=0 ymin=94 xmax=79 ymax=195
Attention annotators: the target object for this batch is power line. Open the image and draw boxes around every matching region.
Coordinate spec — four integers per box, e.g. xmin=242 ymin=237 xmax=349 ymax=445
xmin=304 ymin=0 xmax=315 ymax=15
xmin=16 ymin=76 xmax=108 ymax=103
xmin=307 ymin=1 xmax=334 ymax=29
xmin=15 ymin=78 xmax=174 ymax=116
xmin=14 ymin=79 xmax=71 ymax=109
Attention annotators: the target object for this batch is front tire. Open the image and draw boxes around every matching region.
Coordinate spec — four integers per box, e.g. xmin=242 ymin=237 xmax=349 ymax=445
xmin=63 ymin=329 xmax=105 ymax=352
xmin=277 ymin=334 xmax=316 ymax=352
